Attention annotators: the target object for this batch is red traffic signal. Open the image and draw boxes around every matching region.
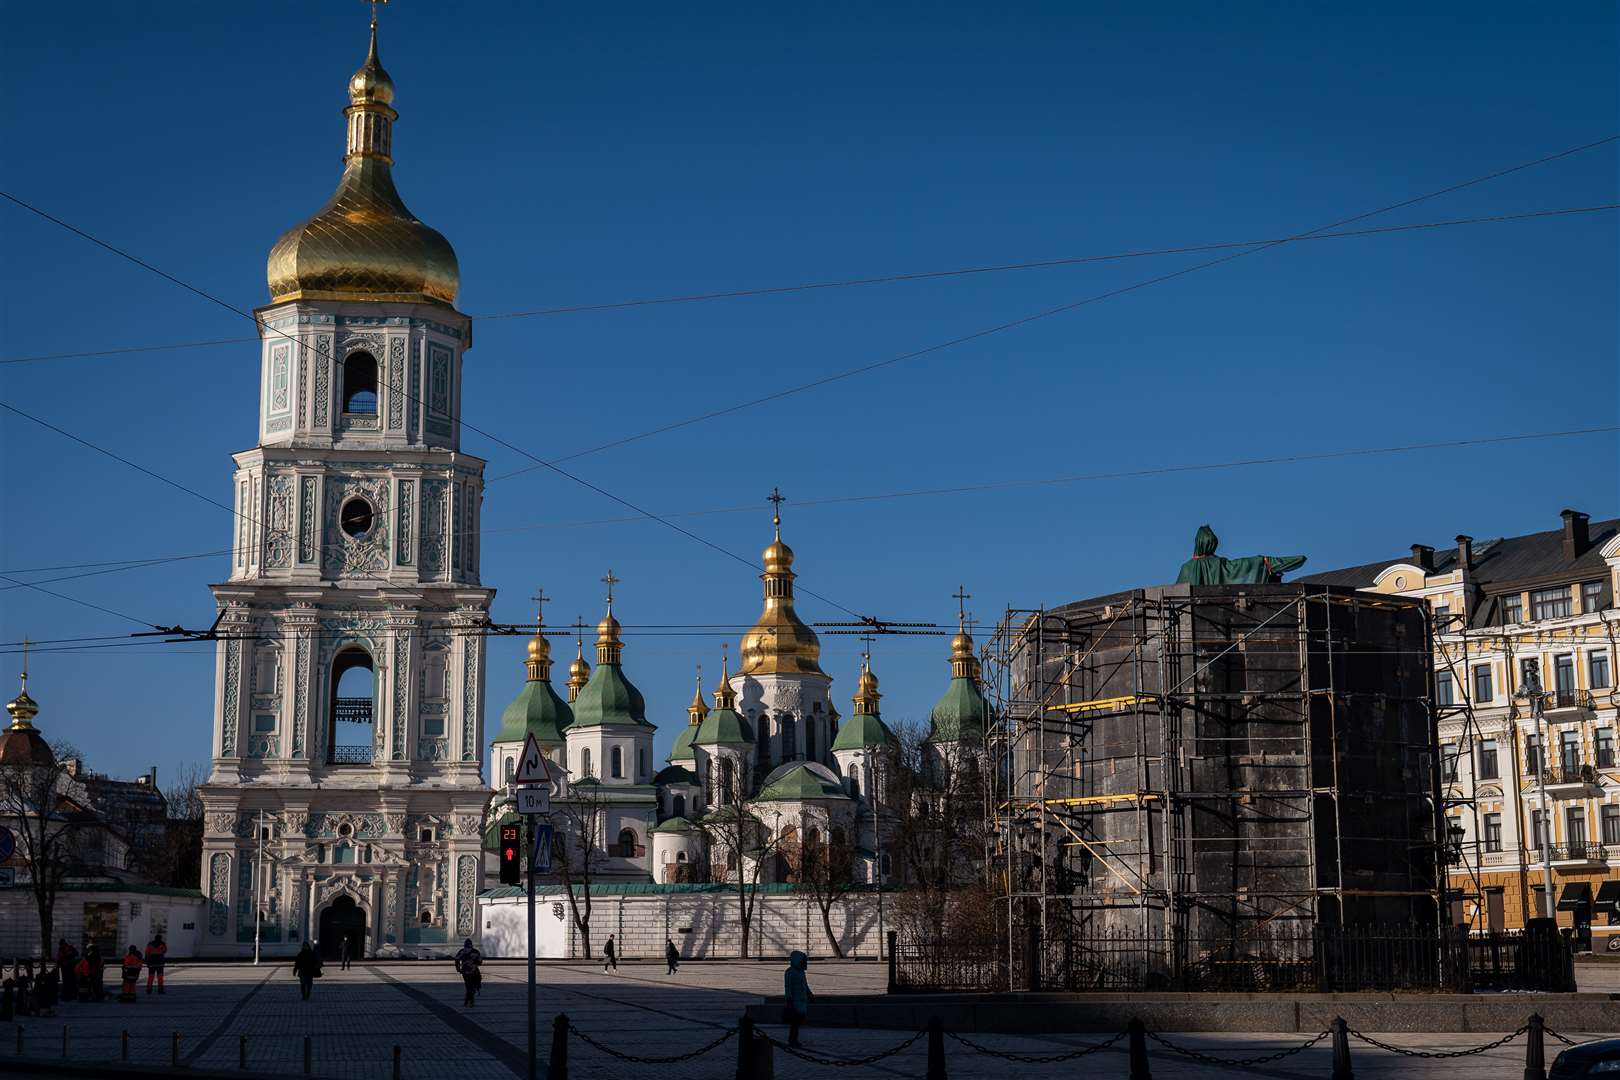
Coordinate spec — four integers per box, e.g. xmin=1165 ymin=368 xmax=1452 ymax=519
xmin=498 ymin=822 xmax=521 ymax=885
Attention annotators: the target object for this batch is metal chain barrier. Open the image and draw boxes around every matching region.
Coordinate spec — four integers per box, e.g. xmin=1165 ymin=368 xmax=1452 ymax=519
xmin=567 ymin=1023 xmax=735 ymax=1064
xmin=1348 ymin=1024 xmax=1527 ymax=1059
xmin=1146 ymin=1028 xmax=1330 ymax=1067
xmin=945 ymin=1027 xmax=1127 ymax=1063
xmin=759 ymin=1028 xmax=927 ymax=1067
xmin=1544 ymin=1026 xmax=1578 ymax=1047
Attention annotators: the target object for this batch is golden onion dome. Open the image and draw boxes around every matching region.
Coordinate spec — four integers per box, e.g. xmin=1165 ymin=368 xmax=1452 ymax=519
xmin=762 ymin=536 xmax=795 ymax=574
xmin=569 ymin=652 xmax=590 ymax=680
xmin=596 ymin=612 xmax=622 ymax=644
xmin=740 ymin=516 xmax=823 ymax=677
xmin=265 ymin=19 xmax=459 ymax=307
xmin=950 ymin=630 xmax=974 ymax=660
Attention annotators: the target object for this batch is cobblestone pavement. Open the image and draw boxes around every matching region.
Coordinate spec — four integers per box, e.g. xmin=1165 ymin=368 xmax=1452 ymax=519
xmin=2 ymin=960 xmax=1608 ymax=1079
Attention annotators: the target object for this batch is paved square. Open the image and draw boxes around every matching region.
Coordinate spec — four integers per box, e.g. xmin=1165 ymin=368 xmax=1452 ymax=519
xmin=2 ymin=959 xmax=1609 ymax=1078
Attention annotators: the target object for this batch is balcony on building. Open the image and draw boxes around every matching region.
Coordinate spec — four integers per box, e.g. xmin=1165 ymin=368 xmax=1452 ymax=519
xmin=1543 ymin=688 xmax=1595 ymax=721
xmin=1548 ymin=842 xmax=1611 ymax=869
xmin=1541 ymin=761 xmax=1601 ymax=796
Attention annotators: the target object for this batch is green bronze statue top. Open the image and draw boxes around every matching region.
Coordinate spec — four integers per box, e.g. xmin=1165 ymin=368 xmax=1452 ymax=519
xmin=1175 ymin=524 xmax=1306 ymax=585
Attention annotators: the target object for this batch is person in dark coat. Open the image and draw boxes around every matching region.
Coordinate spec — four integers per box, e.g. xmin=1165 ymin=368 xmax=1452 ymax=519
xmin=16 ymin=962 xmax=33 ymax=1016
xmin=601 ymin=934 xmax=617 ymax=973
xmin=0 ymin=972 xmax=13 ymax=1022
xmin=453 ymin=939 xmax=482 ymax=1006
xmin=292 ymin=943 xmax=322 ymax=1001
xmin=783 ymin=950 xmax=811 ymax=1047
xmin=36 ymin=964 xmax=58 ymax=1017
xmin=57 ymin=940 xmax=78 ymax=1003
xmin=665 ymin=938 xmax=680 ymax=975
xmin=74 ymin=952 xmax=93 ymax=1003
xmin=339 ymin=935 xmax=353 ymax=972
xmin=85 ymin=943 xmax=105 ymax=1002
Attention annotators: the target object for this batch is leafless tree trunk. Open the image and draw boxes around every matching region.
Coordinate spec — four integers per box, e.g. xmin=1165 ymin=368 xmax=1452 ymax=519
xmin=792 ymin=830 xmax=855 ymax=958
xmin=700 ymin=785 xmax=785 ymax=959
xmin=160 ymin=762 xmax=207 ymax=888
xmin=0 ymin=757 xmax=77 ymax=959
xmin=550 ymin=778 xmax=609 ymax=959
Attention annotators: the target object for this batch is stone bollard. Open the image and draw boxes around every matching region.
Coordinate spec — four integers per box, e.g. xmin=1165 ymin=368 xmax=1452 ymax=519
xmin=926 ymin=1016 xmax=946 ymax=1080
xmin=239 ymin=1034 xmax=247 ymax=1070
xmin=62 ymin=1025 xmax=69 ymax=1059
xmin=1524 ymin=1013 xmax=1546 ymax=1080
xmin=1331 ymin=1017 xmax=1353 ymax=1080
xmin=1128 ymin=1018 xmax=1150 ymax=1080
xmin=303 ymin=1035 xmax=312 ymax=1074
xmin=887 ymin=930 xmax=898 ymax=993
xmin=549 ymin=1013 xmax=569 ymax=1080
xmin=171 ymin=1032 xmax=181 ymax=1067
xmin=392 ymin=1044 xmax=401 ymax=1080
xmin=15 ymin=1025 xmax=21 ymax=1056
xmin=736 ymin=1015 xmax=754 ymax=1080
xmin=122 ymin=1031 xmax=129 ymax=1063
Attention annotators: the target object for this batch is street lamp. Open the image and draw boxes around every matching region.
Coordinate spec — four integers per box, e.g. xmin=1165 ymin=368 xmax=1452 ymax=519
xmin=1514 ymin=668 xmax=1556 ymax=920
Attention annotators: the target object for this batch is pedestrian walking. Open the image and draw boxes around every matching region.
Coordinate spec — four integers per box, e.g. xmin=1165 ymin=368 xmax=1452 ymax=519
xmin=339 ymin=934 xmax=354 ymax=971
xmin=57 ymin=940 xmax=78 ymax=1003
xmin=292 ymin=943 xmax=322 ymax=1001
xmin=665 ymin=938 xmax=680 ymax=975
xmin=16 ymin=962 xmax=34 ymax=1016
xmin=85 ymin=943 xmax=105 ymax=1002
xmin=118 ymin=946 xmax=143 ymax=1003
xmin=783 ymin=950 xmax=812 ymax=1048
xmin=144 ymin=933 xmax=167 ymax=994
xmin=36 ymin=964 xmax=58 ymax=1017
xmin=601 ymin=934 xmax=617 ymax=973
xmin=454 ymin=938 xmax=483 ymax=1006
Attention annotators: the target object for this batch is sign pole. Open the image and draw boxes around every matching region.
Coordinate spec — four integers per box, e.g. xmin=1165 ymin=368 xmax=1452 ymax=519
xmin=527 ymin=813 xmax=537 ymax=1080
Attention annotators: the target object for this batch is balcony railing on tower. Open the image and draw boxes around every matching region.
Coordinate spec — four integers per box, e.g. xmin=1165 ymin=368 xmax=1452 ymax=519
xmin=330 ymin=745 xmax=374 ymax=765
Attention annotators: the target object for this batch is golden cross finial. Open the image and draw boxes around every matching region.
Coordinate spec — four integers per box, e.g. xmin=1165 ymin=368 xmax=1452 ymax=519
xmin=530 ymin=588 xmax=549 ymax=628
xmin=366 ymin=0 xmax=388 ymax=32
xmin=19 ymin=637 xmax=29 ymax=689
xmin=953 ymin=586 xmax=972 ymax=630
xmin=859 ymin=633 xmax=876 ymax=667
xmin=767 ymin=486 xmax=785 ymax=538
xmin=721 ymin=641 xmax=730 ymax=676
xmin=600 ymin=570 xmax=620 ymax=611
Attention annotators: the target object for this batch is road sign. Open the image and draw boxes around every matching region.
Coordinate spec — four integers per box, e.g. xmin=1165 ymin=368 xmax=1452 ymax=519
xmin=0 ymin=825 xmax=14 ymax=865
xmin=516 ymin=786 xmax=550 ymax=816
xmin=513 ymin=734 xmax=552 ymax=785
xmin=531 ymin=823 xmax=553 ymax=873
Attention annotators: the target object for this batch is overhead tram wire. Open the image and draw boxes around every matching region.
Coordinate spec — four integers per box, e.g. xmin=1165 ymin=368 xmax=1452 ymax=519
xmin=2 ymin=201 xmax=1612 ymax=367
xmin=0 ymin=422 xmax=1611 ymax=583
xmin=2 ymin=135 xmax=1613 ymax=624
xmin=490 ymin=136 xmax=1620 ymax=482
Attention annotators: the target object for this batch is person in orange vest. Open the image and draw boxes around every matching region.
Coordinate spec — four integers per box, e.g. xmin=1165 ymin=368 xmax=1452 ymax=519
xmin=73 ymin=952 xmax=93 ymax=1003
xmin=144 ymin=934 xmax=168 ymax=995
xmin=117 ymin=946 xmax=143 ymax=1003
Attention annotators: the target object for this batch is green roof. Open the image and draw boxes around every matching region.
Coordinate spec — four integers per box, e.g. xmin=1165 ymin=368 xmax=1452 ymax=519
xmin=755 ymin=761 xmax=849 ymax=802
xmin=494 ymin=677 xmax=573 ymax=745
xmin=653 ymin=763 xmax=698 ymax=786
xmin=692 ymin=706 xmax=754 ymax=747
xmin=668 ymin=723 xmax=700 ymax=763
xmin=570 ymin=662 xmax=653 ymax=729
xmin=649 ymin=816 xmax=697 ymax=834
xmin=831 ymin=711 xmax=896 ymax=752
xmin=929 ymin=676 xmax=989 ymax=742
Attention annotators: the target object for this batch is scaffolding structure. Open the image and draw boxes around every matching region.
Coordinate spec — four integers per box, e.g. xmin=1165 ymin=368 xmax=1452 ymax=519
xmin=983 ymin=584 xmax=1445 ymax=987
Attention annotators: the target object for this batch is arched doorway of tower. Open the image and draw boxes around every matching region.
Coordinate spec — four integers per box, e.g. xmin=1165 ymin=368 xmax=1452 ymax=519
xmin=329 ymin=648 xmax=376 ymax=765
xmin=317 ymin=895 xmax=367 ymax=961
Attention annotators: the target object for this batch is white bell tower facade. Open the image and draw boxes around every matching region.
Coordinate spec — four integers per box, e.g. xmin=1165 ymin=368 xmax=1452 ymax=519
xmin=198 ymin=18 xmax=491 ymax=958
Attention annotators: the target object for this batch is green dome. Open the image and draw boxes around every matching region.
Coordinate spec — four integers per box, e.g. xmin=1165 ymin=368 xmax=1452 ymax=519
xmin=495 ymin=677 xmax=573 ymax=746
xmin=653 ymin=763 xmax=698 ymax=786
xmin=929 ymin=676 xmax=989 ymax=742
xmin=693 ymin=705 xmax=754 ymax=747
xmin=571 ymin=662 xmax=653 ymax=729
xmin=649 ymin=815 xmax=698 ymax=834
xmin=756 ymin=761 xmax=849 ymax=801
xmin=668 ymin=723 xmax=700 ymax=763
xmin=831 ymin=711 xmax=896 ymax=752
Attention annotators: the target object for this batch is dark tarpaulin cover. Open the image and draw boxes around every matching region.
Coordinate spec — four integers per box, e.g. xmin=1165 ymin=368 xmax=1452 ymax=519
xmin=1175 ymin=525 xmax=1307 ymax=585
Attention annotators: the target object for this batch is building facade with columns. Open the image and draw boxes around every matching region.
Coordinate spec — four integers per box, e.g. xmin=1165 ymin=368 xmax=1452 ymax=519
xmin=196 ymin=20 xmax=490 ymax=958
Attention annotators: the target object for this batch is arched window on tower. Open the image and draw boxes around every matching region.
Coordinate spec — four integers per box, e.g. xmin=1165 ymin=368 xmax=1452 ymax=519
xmin=581 ymin=748 xmax=593 ymax=778
xmin=610 ymin=746 xmax=623 ymax=779
xmin=329 ymin=648 xmax=375 ymax=765
xmin=342 ymin=351 xmax=378 ymax=414
xmin=805 ymin=716 xmax=817 ymax=761
xmin=672 ymin=794 xmax=686 ymax=819
xmin=779 ymin=714 xmax=798 ymax=763
xmin=617 ymin=829 xmax=637 ymax=858
xmin=755 ymin=713 xmax=770 ymax=768
xmin=720 ymin=758 xmax=736 ymax=805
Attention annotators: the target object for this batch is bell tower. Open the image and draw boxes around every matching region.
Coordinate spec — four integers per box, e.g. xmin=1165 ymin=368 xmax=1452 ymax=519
xmin=198 ymin=15 xmax=491 ymax=958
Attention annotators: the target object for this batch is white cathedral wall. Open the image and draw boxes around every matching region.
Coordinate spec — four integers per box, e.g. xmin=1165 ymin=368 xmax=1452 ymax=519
xmin=478 ymin=890 xmax=885 ymax=960
xmin=733 ymin=672 xmax=834 ymax=768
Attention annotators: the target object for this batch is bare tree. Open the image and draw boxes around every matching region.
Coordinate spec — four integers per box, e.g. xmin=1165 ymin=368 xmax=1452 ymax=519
xmin=160 ymin=762 xmax=207 ymax=888
xmin=548 ymin=776 xmax=610 ymax=959
xmin=791 ymin=824 xmax=857 ymax=957
xmin=698 ymin=782 xmax=785 ymax=959
xmin=887 ymin=718 xmax=990 ymax=947
xmin=0 ymin=754 xmax=83 ymax=959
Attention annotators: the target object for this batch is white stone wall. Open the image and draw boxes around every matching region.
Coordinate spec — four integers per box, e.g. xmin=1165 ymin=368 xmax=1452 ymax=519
xmin=0 ymin=891 xmax=207 ymax=961
xmin=478 ymin=890 xmax=886 ymax=960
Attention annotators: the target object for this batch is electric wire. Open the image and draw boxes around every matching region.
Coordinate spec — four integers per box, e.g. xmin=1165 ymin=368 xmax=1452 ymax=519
xmin=3 ymin=201 xmax=1611 ymax=367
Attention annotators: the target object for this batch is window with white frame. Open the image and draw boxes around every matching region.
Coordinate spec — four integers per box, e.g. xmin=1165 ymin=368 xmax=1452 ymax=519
xmin=1530 ymin=586 xmax=1572 ymax=621
xmin=1589 ymin=650 xmax=1611 ymax=691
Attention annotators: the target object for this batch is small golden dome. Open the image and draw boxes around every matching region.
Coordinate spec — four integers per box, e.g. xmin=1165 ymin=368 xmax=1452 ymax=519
xmin=950 ymin=630 xmax=974 ymax=660
xmin=762 ymin=537 xmax=795 ymax=574
xmin=265 ymin=19 xmax=459 ymax=306
xmin=527 ymin=635 xmax=550 ymax=663
xmin=569 ymin=652 xmax=590 ymax=679
xmin=348 ymin=23 xmax=395 ymax=106
xmin=596 ymin=612 xmax=622 ymax=644
xmin=741 ymin=504 xmax=823 ymax=677
xmin=6 ymin=688 xmax=39 ymax=727
xmin=857 ymin=665 xmax=879 ymax=696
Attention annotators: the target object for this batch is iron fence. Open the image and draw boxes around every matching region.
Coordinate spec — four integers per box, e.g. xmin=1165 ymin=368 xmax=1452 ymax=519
xmin=330 ymin=744 xmax=373 ymax=765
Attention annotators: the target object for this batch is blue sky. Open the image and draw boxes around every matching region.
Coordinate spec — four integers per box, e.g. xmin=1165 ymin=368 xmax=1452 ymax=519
xmin=1 ymin=2 xmax=1615 ymax=783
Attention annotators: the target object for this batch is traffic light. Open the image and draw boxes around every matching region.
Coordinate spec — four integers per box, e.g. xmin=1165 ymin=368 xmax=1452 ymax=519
xmin=499 ymin=822 xmax=521 ymax=885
